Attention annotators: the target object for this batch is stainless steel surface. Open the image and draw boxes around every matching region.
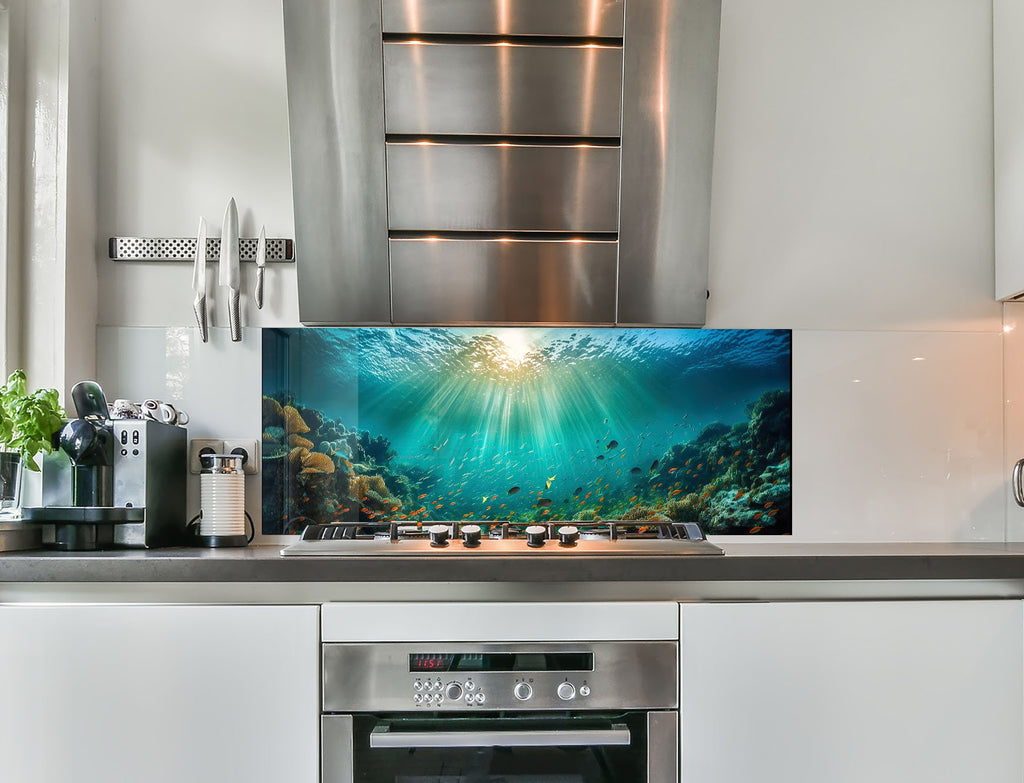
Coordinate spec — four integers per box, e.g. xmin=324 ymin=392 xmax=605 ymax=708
xmin=390 ymin=238 xmax=617 ymax=323
xmin=283 ymin=0 xmax=392 ymax=325
xmin=109 ymin=236 xmax=293 ymax=262
xmin=219 ymin=198 xmax=241 ymax=342
xmin=191 ymin=217 xmax=208 ymax=342
xmin=285 ymin=0 xmax=720 ymax=326
xmin=0 ymin=522 xmax=42 ymax=552
xmin=199 ymin=453 xmax=244 ymax=475
xmin=322 ymin=715 xmax=354 ymax=783
xmin=617 ymin=0 xmax=721 ymax=326
xmin=386 ymin=142 xmax=620 ymax=232
xmin=368 ymin=723 xmax=631 ymax=748
xmin=647 ymin=712 xmax=678 ymax=783
xmin=381 ymin=0 xmax=625 ymax=37
xmin=322 ymin=641 xmax=678 ymax=712
xmin=254 ymin=225 xmax=266 ymax=310
xmin=384 ymin=42 xmax=623 ymax=137
xmin=110 ymin=420 xmax=188 ymax=547
xmin=283 ymin=536 xmax=722 ymax=557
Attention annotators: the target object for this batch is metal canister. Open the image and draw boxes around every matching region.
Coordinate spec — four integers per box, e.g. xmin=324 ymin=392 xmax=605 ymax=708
xmin=198 ymin=453 xmax=247 ymax=547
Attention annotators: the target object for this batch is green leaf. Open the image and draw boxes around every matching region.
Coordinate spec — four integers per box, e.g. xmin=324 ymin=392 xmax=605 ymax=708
xmin=0 ymin=370 xmax=65 ymax=471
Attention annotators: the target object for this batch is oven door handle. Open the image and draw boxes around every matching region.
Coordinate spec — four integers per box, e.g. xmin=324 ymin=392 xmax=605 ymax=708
xmin=369 ymin=723 xmax=631 ymax=749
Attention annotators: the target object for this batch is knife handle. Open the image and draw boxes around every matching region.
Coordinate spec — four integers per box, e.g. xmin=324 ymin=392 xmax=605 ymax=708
xmin=228 ymin=289 xmax=241 ymax=342
xmin=255 ymin=267 xmax=265 ymax=310
xmin=193 ymin=295 xmax=209 ymax=343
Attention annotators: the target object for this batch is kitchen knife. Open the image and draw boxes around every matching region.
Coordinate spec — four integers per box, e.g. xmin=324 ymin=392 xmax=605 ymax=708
xmin=219 ymin=197 xmax=241 ymax=342
xmin=254 ymin=224 xmax=266 ymax=310
xmin=192 ymin=216 xmax=209 ymax=342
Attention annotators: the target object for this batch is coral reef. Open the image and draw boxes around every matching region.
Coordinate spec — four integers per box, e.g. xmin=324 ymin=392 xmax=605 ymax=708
xmin=288 ymin=434 xmax=314 ymax=449
xmin=283 ymin=405 xmax=310 ymax=435
xmin=300 ymin=451 xmax=335 ymax=474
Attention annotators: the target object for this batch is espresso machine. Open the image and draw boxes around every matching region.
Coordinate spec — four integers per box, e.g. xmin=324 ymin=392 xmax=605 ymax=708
xmin=22 ymin=381 xmax=187 ymax=550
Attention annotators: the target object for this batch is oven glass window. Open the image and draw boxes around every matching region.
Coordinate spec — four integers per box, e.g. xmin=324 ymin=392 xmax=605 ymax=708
xmin=348 ymin=713 xmax=648 ymax=783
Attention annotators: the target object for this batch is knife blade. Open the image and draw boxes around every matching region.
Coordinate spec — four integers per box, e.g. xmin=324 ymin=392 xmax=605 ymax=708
xmin=254 ymin=224 xmax=266 ymax=310
xmin=219 ymin=197 xmax=241 ymax=342
xmin=191 ymin=216 xmax=209 ymax=342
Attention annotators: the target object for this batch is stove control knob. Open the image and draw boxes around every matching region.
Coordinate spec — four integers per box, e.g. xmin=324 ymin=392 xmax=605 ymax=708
xmin=557 ymin=525 xmax=579 ymax=547
xmin=514 ymin=682 xmax=533 ymax=701
xmin=428 ymin=524 xmax=450 ymax=547
xmin=445 ymin=682 xmax=464 ymax=701
xmin=557 ymin=682 xmax=576 ymax=701
xmin=579 ymin=685 xmax=591 ymax=697
xmin=461 ymin=524 xmax=482 ymax=548
xmin=525 ymin=525 xmax=547 ymax=548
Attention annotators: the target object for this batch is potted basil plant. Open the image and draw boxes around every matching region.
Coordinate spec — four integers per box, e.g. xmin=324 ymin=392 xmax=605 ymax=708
xmin=0 ymin=370 xmax=65 ymax=513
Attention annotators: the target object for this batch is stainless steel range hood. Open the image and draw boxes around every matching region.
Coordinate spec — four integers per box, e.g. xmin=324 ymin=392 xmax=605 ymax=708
xmin=283 ymin=0 xmax=721 ymax=326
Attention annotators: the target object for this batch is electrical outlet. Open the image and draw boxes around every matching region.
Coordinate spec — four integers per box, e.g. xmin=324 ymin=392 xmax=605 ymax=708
xmin=223 ymin=438 xmax=260 ymax=475
xmin=189 ymin=439 xmax=224 ymax=474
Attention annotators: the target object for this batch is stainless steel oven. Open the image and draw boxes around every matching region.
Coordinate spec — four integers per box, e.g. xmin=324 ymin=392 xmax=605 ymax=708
xmin=321 ymin=641 xmax=678 ymax=783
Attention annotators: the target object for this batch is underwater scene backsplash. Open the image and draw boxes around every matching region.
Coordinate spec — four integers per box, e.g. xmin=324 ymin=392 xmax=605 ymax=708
xmin=262 ymin=328 xmax=792 ymax=535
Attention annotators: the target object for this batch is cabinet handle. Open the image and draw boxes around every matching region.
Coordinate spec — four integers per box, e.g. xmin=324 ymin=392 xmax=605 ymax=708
xmin=1013 ymin=458 xmax=1024 ymax=507
xmin=369 ymin=723 xmax=630 ymax=748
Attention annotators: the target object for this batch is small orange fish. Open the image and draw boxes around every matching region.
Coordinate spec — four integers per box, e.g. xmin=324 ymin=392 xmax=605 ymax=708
xmin=670 ymin=489 xmax=683 ymax=496
xmin=733 ymin=450 xmax=741 ymax=456
xmin=685 ymin=459 xmax=692 ymax=466
xmin=629 ymin=496 xmax=638 ymax=503
xmin=753 ymin=512 xmax=763 ymax=520
xmin=764 ymin=501 xmax=773 ymax=508
xmin=696 ymin=464 xmax=703 ymax=470
xmin=717 ymin=457 xmax=725 ymax=464
xmin=768 ymin=509 xmax=779 ymax=516
xmin=745 ymin=462 xmax=752 ymax=468
xmin=418 ymin=493 xmax=427 ymax=499
xmin=542 ymin=509 xmax=549 ymax=515
xmin=750 ymin=526 xmax=763 ymax=534
xmin=668 ymin=468 xmax=677 ymax=473
xmin=734 ymin=491 xmax=745 ymax=500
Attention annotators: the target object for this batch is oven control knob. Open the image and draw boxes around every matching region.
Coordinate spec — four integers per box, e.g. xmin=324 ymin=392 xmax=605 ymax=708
xmin=557 ymin=682 xmax=576 ymax=701
xmin=461 ymin=524 xmax=482 ymax=548
xmin=445 ymin=682 xmax=463 ymax=701
xmin=579 ymin=685 xmax=591 ymax=697
xmin=428 ymin=524 xmax=450 ymax=547
xmin=557 ymin=525 xmax=579 ymax=546
xmin=525 ymin=525 xmax=547 ymax=548
xmin=514 ymin=682 xmax=533 ymax=701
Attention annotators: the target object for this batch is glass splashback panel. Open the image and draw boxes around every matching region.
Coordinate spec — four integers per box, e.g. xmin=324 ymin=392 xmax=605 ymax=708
xmin=262 ymin=328 xmax=791 ymax=535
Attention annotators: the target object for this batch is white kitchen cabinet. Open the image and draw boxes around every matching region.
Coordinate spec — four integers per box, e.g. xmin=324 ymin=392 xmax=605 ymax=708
xmin=0 ymin=604 xmax=319 ymax=783
xmin=996 ymin=0 xmax=1024 ymax=300
xmin=679 ymin=600 xmax=1023 ymax=783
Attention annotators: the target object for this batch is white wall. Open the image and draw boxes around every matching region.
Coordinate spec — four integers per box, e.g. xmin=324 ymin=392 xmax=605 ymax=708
xmin=92 ymin=0 xmax=1004 ymax=542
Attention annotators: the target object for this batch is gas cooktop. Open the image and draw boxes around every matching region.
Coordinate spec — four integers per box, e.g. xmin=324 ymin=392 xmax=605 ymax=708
xmin=280 ymin=520 xmax=723 ymax=556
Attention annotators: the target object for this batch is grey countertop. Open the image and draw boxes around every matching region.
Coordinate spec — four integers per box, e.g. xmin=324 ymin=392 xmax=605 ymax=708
xmin=2 ymin=541 xmax=1024 ymax=585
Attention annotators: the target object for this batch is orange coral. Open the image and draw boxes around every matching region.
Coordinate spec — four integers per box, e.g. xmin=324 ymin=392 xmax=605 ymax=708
xmin=301 ymin=451 xmax=335 ymax=474
xmin=283 ymin=405 xmax=310 ymax=434
xmin=289 ymin=434 xmax=314 ymax=449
